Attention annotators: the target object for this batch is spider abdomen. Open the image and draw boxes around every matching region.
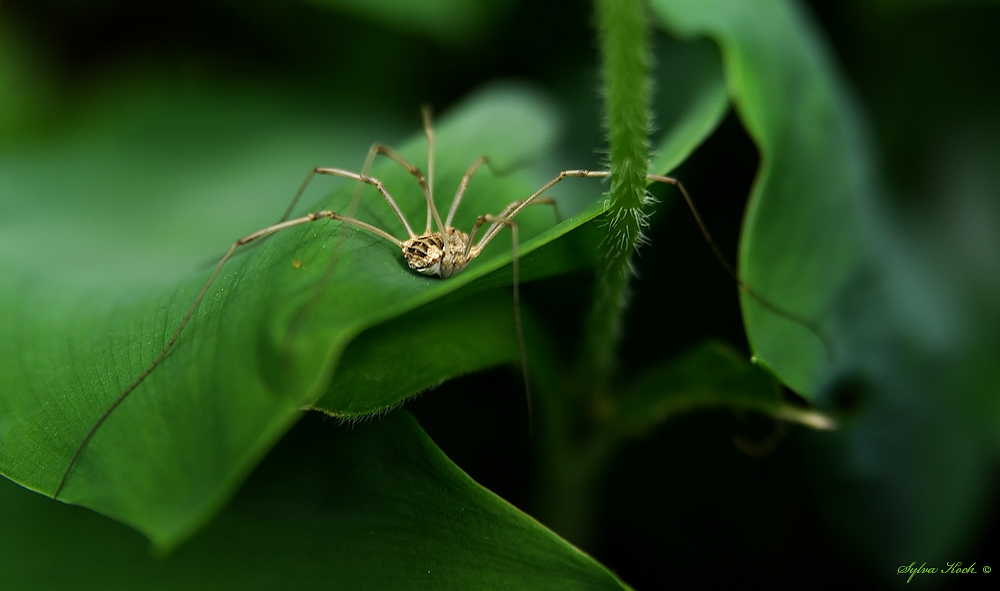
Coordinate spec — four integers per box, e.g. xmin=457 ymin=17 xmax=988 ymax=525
xmin=402 ymin=227 xmax=471 ymax=278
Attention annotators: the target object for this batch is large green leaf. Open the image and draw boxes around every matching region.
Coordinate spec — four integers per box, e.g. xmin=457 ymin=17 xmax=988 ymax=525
xmin=611 ymin=340 xmax=833 ymax=437
xmin=650 ymin=0 xmax=872 ymax=397
xmin=0 ymin=19 xmax=737 ymax=552
xmin=315 ymin=287 xmax=521 ymax=417
xmin=648 ymin=38 xmax=730 ymax=177
xmin=650 ymin=0 xmax=1000 ymax=575
xmin=0 ymin=410 xmax=629 ymax=590
xmin=0 ymin=79 xmax=607 ymax=550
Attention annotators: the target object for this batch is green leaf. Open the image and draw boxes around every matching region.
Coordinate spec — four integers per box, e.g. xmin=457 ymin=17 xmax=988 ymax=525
xmin=650 ymin=0 xmax=873 ymax=397
xmin=0 ymin=78 xmax=608 ymax=550
xmin=314 ymin=288 xmax=522 ymax=417
xmin=0 ymin=410 xmax=629 ymax=590
xmin=611 ymin=340 xmax=834 ymax=437
xmin=649 ymin=0 xmax=1000 ymax=575
xmin=648 ymin=38 xmax=730 ymax=176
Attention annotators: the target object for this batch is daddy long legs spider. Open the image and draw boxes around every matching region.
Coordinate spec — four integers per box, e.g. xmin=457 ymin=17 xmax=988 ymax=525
xmin=54 ymin=106 xmax=824 ymax=499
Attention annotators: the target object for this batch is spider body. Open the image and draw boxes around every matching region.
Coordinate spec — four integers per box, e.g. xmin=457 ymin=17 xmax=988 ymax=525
xmin=53 ymin=108 xmax=711 ymax=500
xmin=402 ymin=228 xmax=471 ymax=278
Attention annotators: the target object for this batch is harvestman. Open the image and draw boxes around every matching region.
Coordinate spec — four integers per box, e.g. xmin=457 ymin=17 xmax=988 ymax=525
xmin=54 ymin=108 xmax=822 ymax=499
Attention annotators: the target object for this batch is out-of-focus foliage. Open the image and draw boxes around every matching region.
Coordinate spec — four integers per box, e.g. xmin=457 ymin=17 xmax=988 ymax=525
xmin=301 ymin=0 xmax=516 ymax=45
xmin=0 ymin=411 xmax=628 ymax=590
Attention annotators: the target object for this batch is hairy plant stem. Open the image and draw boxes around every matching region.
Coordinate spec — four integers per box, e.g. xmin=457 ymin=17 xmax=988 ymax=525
xmin=536 ymin=0 xmax=654 ymax=549
xmin=585 ymin=0 xmax=653 ymax=402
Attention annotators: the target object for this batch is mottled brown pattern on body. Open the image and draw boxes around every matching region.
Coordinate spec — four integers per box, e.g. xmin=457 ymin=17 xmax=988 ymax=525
xmin=402 ymin=228 xmax=471 ymax=278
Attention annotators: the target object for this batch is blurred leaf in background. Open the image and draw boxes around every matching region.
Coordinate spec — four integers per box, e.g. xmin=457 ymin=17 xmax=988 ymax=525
xmin=0 ymin=410 xmax=628 ymax=590
xmin=301 ymin=0 xmax=516 ymax=45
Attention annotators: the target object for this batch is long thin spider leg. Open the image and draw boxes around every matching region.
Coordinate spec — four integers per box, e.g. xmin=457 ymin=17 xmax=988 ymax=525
xmin=420 ymin=106 xmax=448 ymax=239
xmin=476 ymin=170 xmax=609 ymax=251
xmin=645 ymin=174 xmax=831 ymax=356
xmin=280 ymin=144 xmax=429 ymax=224
xmin=468 ymin=169 xmax=829 ymax=360
xmin=370 ymin=145 xmax=430 ymax=200
xmin=54 ymin=210 xmax=403 ymax=500
xmin=200 ymin=156 xmax=405 ymax=269
xmin=310 ymin=168 xmax=418 ymax=239
xmin=446 ymin=156 xmax=561 ymax=231
xmin=283 ymin=128 xmax=436 ymax=351
xmin=445 ymin=155 xmax=489 ymax=228
xmin=483 ymin=198 xmax=559 ymax=246
xmin=466 ymin=198 xmax=556 ymax=256
xmin=461 ymin=195 xmax=557 ymax=431
xmin=645 ymin=175 xmax=736 ymax=278
xmin=472 ymin=213 xmax=533 ymax=431
xmin=421 ymin=107 xmax=434 ymax=234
